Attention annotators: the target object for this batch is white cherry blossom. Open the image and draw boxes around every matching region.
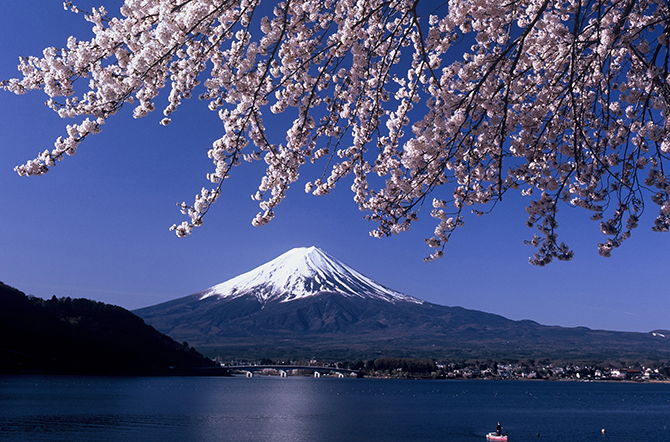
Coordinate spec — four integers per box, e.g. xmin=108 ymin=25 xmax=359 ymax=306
xmin=3 ymin=0 xmax=670 ymax=264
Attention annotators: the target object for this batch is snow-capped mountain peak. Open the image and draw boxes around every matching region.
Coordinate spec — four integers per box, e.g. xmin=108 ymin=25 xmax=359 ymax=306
xmin=197 ymin=246 xmax=423 ymax=305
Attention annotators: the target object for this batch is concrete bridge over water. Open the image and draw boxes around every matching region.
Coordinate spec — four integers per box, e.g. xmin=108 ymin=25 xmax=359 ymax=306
xmin=224 ymin=365 xmax=361 ymax=378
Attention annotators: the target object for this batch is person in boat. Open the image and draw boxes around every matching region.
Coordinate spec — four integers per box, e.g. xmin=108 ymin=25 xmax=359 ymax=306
xmin=496 ymin=422 xmax=502 ymax=436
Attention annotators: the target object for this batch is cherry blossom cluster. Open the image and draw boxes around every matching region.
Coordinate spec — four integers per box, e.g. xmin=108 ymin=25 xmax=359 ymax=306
xmin=3 ymin=0 xmax=670 ymax=263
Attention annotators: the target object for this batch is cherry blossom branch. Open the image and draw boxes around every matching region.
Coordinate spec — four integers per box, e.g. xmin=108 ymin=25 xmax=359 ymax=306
xmin=3 ymin=0 xmax=670 ymax=263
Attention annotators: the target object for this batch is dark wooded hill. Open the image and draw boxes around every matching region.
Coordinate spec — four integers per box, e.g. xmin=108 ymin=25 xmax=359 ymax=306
xmin=0 ymin=281 xmax=224 ymax=375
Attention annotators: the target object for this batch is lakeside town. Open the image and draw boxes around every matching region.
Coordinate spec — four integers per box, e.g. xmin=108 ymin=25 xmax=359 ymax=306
xmin=432 ymin=362 xmax=667 ymax=381
xmin=217 ymin=357 xmax=670 ymax=381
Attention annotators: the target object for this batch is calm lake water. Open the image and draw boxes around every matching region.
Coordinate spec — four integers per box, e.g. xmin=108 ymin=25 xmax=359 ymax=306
xmin=0 ymin=375 xmax=668 ymax=442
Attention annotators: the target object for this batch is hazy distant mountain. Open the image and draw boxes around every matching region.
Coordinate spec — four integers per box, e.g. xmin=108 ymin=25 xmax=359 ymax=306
xmin=135 ymin=247 xmax=670 ymax=362
xmin=0 ymin=281 xmax=223 ymax=375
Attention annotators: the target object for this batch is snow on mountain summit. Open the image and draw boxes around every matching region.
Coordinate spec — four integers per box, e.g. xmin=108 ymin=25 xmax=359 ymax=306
xmin=198 ymin=246 xmax=423 ymax=305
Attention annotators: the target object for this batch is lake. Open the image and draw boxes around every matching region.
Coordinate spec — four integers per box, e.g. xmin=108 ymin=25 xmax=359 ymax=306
xmin=0 ymin=375 xmax=668 ymax=442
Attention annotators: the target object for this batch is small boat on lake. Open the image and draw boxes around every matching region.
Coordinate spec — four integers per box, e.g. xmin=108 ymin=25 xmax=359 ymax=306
xmin=486 ymin=432 xmax=508 ymax=441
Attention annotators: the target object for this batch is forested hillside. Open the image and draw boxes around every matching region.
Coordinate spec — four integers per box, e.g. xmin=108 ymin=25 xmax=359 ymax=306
xmin=0 ymin=282 xmax=222 ymax=375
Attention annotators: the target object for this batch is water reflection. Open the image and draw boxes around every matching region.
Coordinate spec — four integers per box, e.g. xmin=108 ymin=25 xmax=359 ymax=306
xmin=1 ymin=375 xmax=669 ymax=442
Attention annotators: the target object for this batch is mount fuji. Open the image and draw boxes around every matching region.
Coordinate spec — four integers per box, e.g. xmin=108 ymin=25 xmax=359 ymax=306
xmin=135 ymin=247 xmax=670 ymax=361
xmin=194 ymin=246 xmax=422 ymax=305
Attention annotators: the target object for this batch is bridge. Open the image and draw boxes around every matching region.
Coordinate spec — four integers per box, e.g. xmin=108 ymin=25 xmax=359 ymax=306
xmin=223 ymin=365 xmax=361 ymax=378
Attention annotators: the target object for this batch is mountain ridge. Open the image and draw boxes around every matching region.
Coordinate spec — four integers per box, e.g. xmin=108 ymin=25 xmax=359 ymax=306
xmin=135 ymin=247 xmax=670 ymax=362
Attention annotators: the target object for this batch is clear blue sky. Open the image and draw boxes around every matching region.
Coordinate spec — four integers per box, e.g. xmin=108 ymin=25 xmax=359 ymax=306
xmin=1 ymin=0 xmax=668 ymax=333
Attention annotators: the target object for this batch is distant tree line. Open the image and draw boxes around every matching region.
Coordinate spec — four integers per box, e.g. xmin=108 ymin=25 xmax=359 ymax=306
xmin=365 ymin=358 xmax=436 ymax=374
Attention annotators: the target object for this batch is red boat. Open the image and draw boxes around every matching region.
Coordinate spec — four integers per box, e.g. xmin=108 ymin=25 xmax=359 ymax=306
xmin=486 ymin=432 xmax=508 ymax=441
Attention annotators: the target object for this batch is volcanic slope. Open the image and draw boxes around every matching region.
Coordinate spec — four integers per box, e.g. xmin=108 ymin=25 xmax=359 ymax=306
xmin=135 ymin=247 xmax=670 ymax=361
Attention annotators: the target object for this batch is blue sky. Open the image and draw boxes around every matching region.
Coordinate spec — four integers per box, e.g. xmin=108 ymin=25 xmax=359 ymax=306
xmin=1 ymin=0 xmax=669 ymax=333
